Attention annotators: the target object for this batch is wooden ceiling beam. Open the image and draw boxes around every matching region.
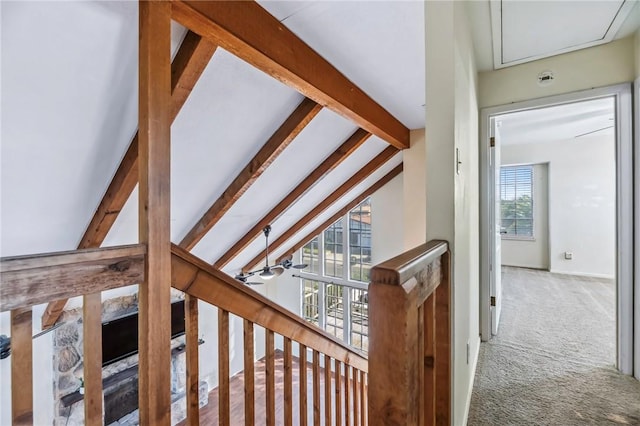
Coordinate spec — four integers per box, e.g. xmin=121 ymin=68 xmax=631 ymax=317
xmin=179 ymin=97 xmax=322 ymax=251
xmin=276 ymin=164 xmax=403 ymax=265
xmin=214 ymin=128 xmax=371 ymax=269
xmin=41 ymin=31 xmax=217 ymax=329
xmin=171 ymin=0 xmax=410 ymax=149
xmin=243 ymin=146 xmax=398 ymax=272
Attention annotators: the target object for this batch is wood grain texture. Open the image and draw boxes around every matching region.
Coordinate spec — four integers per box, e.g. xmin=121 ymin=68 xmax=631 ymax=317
xmin=171 ymin=1 xmax=409 ymax=148
xmin=424 ymin=294 xmax=436 ymax=425
xmin=360 ymin=371 xmax=367 ymax=426
xmin=244 ymin=146 xmax=398 ymax=271
xmin=276 ymin=163 xmax=403 ymax=265
xmin=180 ymin=98 xmax=322 ymax=251
xmin=368 ymin=241 xmax=450 ymax=425
xmin=243 ymin=319 xmax=255 ymax=426
xmin=335 ymin=360 xmax=342 ymax=426
xmin=42 ymin=30 xmax=216 ymax=329
xmin=11 ymin=308 xmax=33 ymax=425
xmin=215 ymin=129 xmax=371 ymax=269
xmin=1 ymin=244 xmax=145 ymax=312
xmin=435 ymin=251 xmax=451 ymax=426
xmin=284 ymin=337 xmax=293 ymax=426
xmin=138 ymin=3 xmax=172 ymax=425
xmin=171 ymin=244 xmax=368 ymax=371
xmin=185 ymin=294 xmax=200 ymax=426
xmin=299 ymin=344 xmax=308 ymax=426
xmin=312 ymin=350 xmax=320 ymax=426
xmin=218 ymin=309 xmax=230 ymax=425
xmin=324 ymin=354 xmax=332 ymax=426
xmin=266 ymin=330 xmax=276 ymax=426
xmin=352 ymin=366 xmax=359 ymax=426
xmin=345 ymin=366 xmax=350 ymax=426
xmin=83 ymin=293 xmax=103 ymax=426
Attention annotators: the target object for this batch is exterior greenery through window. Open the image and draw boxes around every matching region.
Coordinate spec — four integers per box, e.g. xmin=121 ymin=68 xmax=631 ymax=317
xmin=300 ymin=198 xmax=371 ymax=353
xmin=500 ymin=165 xmax=534 ymax=238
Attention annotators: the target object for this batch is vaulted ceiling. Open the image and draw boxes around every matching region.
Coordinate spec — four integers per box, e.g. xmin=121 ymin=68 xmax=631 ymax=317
xmin=1 ymin=1 xmax=423 ymax=285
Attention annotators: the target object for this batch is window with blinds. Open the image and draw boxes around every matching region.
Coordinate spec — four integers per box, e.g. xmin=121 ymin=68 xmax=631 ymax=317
xmin=500 ymin=165 xmax=534 ymax=238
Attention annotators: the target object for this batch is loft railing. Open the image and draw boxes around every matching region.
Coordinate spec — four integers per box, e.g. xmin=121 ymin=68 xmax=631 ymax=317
xmin=368 ymin=240 xmax=451 ymax=425
xmin=1 ymin=239 xmax=450 ymax=426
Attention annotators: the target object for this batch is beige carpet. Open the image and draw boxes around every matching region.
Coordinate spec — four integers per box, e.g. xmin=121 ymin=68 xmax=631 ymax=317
xmin=468 ymin=267 xmax=640 ymax=425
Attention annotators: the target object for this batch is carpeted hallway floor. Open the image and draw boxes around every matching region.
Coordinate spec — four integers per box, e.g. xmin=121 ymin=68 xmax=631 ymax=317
xmin=468 ymin=267 xmax=640 ymax=425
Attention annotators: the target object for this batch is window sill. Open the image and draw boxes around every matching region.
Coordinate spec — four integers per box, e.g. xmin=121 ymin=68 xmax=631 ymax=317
xmin=501 ymin=236 xmax=535 ymax=242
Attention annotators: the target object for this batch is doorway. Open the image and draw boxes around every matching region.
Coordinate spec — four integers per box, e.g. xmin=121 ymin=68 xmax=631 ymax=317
xmin=479 ymin=84 xmax=634 ymax=375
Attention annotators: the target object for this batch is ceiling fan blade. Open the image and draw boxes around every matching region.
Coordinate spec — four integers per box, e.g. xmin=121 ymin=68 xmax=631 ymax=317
xmin=272 ymin=267 xmax=284 ymax=276
xmin=292 ymin=263 xmax=308 ymax=269
xmin=245 ymin=281 xmax=264 ymax=286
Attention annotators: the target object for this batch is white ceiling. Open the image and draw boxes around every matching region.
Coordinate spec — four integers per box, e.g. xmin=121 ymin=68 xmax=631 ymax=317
xmin=497 ymin=97 xmax=615 ymax=146
xmin=468 ymin=0 xmax=640 ymax=71
xmin=0 ymin=1 xmax=420 ymax=281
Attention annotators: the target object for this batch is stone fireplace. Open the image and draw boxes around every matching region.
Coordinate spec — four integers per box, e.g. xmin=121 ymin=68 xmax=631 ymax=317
xmin=53 ymin=292 xmax=207 ymax=426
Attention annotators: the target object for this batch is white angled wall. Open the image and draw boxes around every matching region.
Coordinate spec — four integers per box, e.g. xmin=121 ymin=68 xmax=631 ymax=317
xmin=501 ymin=133 xmax=616 ymax=278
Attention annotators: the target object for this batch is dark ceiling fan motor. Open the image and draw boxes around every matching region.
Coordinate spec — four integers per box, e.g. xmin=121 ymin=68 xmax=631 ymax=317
xmin=234 ymin=224 xmax=308 ymax=285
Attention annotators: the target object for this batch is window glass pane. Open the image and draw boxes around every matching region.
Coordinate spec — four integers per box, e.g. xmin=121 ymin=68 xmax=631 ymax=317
xmin=301 ymin=237 xmax=319 ymax=274
xmin=350 ymin=288 xmax=369 ymax=353
xmin=301 ymin=280 xmax=319 ymax=326
xmin=325 ymin=284 xmax=344 ymax=340
xmin=324 ymin=218 xmax=344 ymax=278
xmin=500 ymin=166 xmax=534 ymax=237
xmin=348 ymin=198 xmax=372 ymax=282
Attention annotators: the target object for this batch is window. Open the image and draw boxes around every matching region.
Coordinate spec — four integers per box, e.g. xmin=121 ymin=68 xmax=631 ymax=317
xmin=500 ymin=165 xmax=533 ymax=238
xmin=299 ymin=198 xmax=372 ymax=353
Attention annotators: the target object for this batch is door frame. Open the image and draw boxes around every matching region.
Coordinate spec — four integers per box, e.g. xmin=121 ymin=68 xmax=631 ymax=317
xmin=479 ymin=84 xmax=634 ymax=375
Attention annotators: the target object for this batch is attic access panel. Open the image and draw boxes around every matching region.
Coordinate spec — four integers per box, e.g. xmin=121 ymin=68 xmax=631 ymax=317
xmin=490 ymin=0 xmax=635 ymax=69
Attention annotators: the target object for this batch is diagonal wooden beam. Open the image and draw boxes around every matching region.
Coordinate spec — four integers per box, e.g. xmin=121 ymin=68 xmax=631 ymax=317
xmin=171 ymin=0 xmax=409 ymax=149
xmin=41 ymin=31 xmax=217 ymax=329
xmin=214 ymin=128 xmax=371 ymax=269
xmin=276 ymin=164 xmax=403 ymax=264
xmin=243 ymin=146 xmax=398 ymax=272
xmin=179 ymin=97 xmax=323 ymax=251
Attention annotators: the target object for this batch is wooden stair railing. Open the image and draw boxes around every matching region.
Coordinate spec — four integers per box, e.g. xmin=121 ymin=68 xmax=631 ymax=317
xmin=368 ymin=240 xmax=451 ymax=425
xmin=171 ymin=244 xmax=369 ymax=425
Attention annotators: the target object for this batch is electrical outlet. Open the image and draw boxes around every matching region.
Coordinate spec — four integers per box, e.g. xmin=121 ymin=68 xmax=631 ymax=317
xmin=564 ymin=252 xmax=573 ymax=260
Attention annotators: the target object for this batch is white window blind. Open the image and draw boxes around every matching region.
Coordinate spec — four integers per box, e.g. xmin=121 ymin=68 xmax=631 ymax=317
xmin=500 ymin=165 xmax=533 ymax=237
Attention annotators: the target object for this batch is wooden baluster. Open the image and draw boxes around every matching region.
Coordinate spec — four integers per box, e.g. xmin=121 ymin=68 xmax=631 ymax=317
xmin=424 ymin=294 xmax=436 ymax=425
xmin=345 ymin=366 xmax=350 ymax=426
xmin=312 ymin=350 xmax=320 ymax=426
xmin=218 ymin=309 xmax=230 ymax=426
xmin=352 ymin=367 xmax=359 ymax=426
xmin=335 ymin=360 xmax=342 ymax=426
xmin=83 ymin=293 xmax=103 ymax=426
xmin=243 ymin=320 xmax=255 ymax=426
xmin=284 ymin=337 xmax=293 ymax=426
xmin=266 ymin=330 xmax=276 ymax=426
xmin=360 ymin=371 xmax=366 ymax=426
xmin=435 ymin=252 xmax=451 ymax=425
xmin=324 ymin=354 xmax=332 ymax=426
xmin=11 ymin=307 xmax=32 ymax=425
xmin=185 ymin=294 xmax=200 ymax=426
xmin=299 ymin=344 xmax=308 ymax=426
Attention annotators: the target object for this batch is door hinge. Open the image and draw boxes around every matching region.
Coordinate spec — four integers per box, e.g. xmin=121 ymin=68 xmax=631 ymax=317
xmin=490 ymin=137 xmax=495 ymax=147
xmin=490 ymin=296 xmax=496 ymax=306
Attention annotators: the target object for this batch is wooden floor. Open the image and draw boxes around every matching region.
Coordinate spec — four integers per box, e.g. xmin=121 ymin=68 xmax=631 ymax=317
xmin=178 ymin=351 xmax=364 ymax=425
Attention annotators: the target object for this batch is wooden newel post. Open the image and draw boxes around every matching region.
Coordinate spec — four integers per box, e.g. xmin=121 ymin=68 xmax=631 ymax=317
xmin=368 ymin=241 xmax=450 ymax=426
xmin=368 ymin=273 xmax=421 ymax=424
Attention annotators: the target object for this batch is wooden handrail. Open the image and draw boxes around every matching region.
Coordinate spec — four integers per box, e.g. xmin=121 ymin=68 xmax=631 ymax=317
xmin=0 ymin=244 xmax=146 ymax=312
xmin=368 ymin=240 xmax=451 ymax=425
xmin=170 ymin=243 xmax=368 ymax=372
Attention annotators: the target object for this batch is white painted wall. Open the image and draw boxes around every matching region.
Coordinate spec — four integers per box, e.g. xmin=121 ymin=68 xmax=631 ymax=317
xmin=403 ymin=129 xmax=427 ymax=250
xmin=479 ymin=35 xmax=635 ymax=109
xmin=371 ymin=173 xmax=404 ymax=265
xmin=501 ymin=134 xmax=616 ymax=278
xmin=501 ymin=163 xmax=549 ymax=270
xmin=635 ymin=29 xmax=640 ymax=78
xmin=425 ymin=2 xmax=480 ymax=424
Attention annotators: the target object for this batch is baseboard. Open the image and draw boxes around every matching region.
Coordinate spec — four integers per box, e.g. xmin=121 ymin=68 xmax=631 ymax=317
xmin=462 ymin=336 xmax=481 ymax=426
xmin=549 ymin=269 xmax=615 ymax=280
